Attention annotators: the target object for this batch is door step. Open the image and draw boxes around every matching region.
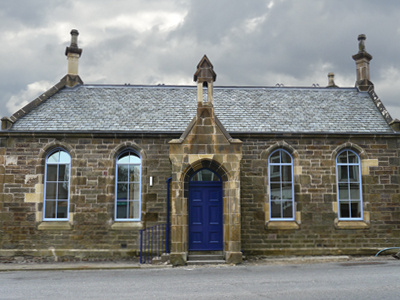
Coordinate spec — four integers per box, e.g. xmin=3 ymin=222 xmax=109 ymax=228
xmin=187 ymin=251 xmax=225 ymax=265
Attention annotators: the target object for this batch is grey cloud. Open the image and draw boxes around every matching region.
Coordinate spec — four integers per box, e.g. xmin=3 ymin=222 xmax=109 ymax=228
xmin=2 ymin=0 xmax=400 ymax=120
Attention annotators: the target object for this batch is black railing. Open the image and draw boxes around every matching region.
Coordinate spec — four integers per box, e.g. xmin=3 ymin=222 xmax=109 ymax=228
xmin=140 ymin=223 xmax=169 ymax=264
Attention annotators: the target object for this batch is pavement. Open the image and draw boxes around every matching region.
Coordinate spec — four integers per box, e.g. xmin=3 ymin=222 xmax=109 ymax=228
xmin=0 ymin=255 xmax=396 ymax=272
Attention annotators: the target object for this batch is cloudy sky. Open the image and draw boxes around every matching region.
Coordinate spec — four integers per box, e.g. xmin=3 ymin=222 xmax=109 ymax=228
xmin=2 ymin=0 xmax=400 ymax=120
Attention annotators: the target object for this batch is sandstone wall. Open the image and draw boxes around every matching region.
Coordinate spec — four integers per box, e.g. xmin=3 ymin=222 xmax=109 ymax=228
xmin=239 ymin=136 xmax=400 ymax=256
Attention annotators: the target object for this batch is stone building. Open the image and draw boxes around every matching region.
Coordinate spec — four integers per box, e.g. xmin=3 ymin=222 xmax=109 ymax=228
xmin=1 ymin=31 xmax=400 ymax=265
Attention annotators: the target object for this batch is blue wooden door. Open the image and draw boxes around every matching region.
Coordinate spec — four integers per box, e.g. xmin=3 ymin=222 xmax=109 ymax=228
xmin=189 ymin=181 xmax=223 ymax=251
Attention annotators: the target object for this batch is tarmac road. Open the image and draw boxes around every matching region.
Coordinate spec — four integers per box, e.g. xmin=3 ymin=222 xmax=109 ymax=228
xmin=0 ymin=257 xmax=399 ymax=300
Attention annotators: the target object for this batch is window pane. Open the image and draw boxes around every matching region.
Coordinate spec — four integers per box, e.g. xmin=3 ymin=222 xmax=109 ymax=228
xmin=117 ymin=165 xmax=129 ymax=182
xmin=129 ymin=183 xmax=140 ymax=200
xmin=57 ymin=201 xmax=68 ymax=218
xmin=337 ymin=152 xmax=347 ymax=164
xmin=270 ymin=151 xmax=280 ymax=164
xmin=45 ymin=201 xmax=56 ymax=218
xmin=48 ymin=151 xmax=59 ymax=163
xmin=281 ymin=166 xmax=292 ymax=182
xmin=133 ymin=201 xmax=140 ymax=219
xmin=191 ymin=169 xmax=220 ymax=181
xmin=270 ymin=166 xmax=281 ymax=182
xmin=350 ymin=183 xmax=360 ymax=200
xmin=129 ymin=154 xmax=141 ymax=164
xmin=270 ymin=183 xmax=281 ymax=200
xmin=340 ymin=202 xmax=350 ymax=218
xmin=47 ymin=165 xmax=58 ymax=181
xmin=117 ymin=201 xmax=128 ymax=219
xmin=348 ymin=152 xmax=358 ymax=163
xmin=58 ymin=165 xmax=69 ymax=182
xmin=270 ymin=200 xmax=281 ymax=218
xmin=282 ymin=201 xmax=293 ymax=218
xmin=58 ymin=182 xmax=68 ymax=199
xmin=117 ymin=183 xmax=128 ymax=200
xmin=46 ymin=183 xmax=57 ymax=199
xmin=282 ymin=183 xmax=292 ymax=200
xmin=338 ymin=166 xmax=348 ymax=182
xmin=348 ymin=165 xmax=359 ymax=182
xmin=127 ymin=201 xmax=140 ymax=219
xmin=59 ymin=151 xmax=71 ymax=163
xmin=130 ymin=165 xmax=140 ymax=182
xmin=201 ymin=170 xmax=213 ymax=181
xmin=281 ymin=151 xmax=291 ymax=163
xmin=118 ymin=153 xmax=130 ymax=164
xmin=351 ymin=201 xmax=361 ymax=218
xmin=338 ymin=183 xmax=349 ymax=200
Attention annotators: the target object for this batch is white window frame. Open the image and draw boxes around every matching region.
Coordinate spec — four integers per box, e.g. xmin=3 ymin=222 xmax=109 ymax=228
xmin=43 ymin=148 xmax=71 ymax=221
xmin=268 ymin=149 xmax=295 ymax=221
xmin=336 ymin=149 xmax=363 ymax=221
xmin=115 ymin=150 xmax=142 ymax=222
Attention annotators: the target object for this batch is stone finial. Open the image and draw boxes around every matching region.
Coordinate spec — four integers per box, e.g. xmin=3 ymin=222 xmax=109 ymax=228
xmin=194 ymin=55 xmax=216 ymax=106
xmin=352 ymin=34 xmax=373 ymax=91
xmin=326 ymin=73 xmax=339 ymax=88
xmin=194 ymin=55 xmax=216 ymax=83
xmin=65 ymin=29 xmax=83 ymax=77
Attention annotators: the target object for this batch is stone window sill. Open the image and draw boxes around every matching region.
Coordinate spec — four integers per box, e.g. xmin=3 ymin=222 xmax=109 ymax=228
xmin=38 ymin=222 xmax=72 ymax=231
xmin=335 ymin=220 xmax=369 ymax=230
xmin=111 ymin=222 xmax=143 ymax=231
xmin=266 ymin=221 xmax=299 ymax=230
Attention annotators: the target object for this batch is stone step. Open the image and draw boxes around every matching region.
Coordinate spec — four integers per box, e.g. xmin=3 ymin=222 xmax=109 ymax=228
xmin=188 ymin=255 xmax=224 ymax=261
xmin=187 ymin=260 xmax=226 ymax=266
xmin=189 ymin=251 xmax=223 ymax=255
xmin=152 ymin=253 xmax=170 ymax=265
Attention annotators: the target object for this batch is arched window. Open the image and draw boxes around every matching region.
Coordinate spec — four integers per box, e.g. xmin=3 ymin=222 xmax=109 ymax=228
xmin=336 ymin=150 xmax=363 ymax=220
xmin=269 ymin=149 xmax=294 ymax=220
xmin=115 ymin=150 xmax=141 ymax=221
xmin=43 ymin=149 xmax=71 ymax=221
xmin=190 ymin=169 xmax=221 ymax=182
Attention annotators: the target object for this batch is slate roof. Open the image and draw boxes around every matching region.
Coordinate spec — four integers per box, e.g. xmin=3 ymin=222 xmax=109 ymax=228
xmin=9 ymin=84 xmax=393 ymax=133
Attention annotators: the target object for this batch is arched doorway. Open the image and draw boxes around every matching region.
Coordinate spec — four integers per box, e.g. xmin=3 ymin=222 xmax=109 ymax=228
xmin=188 ymin=168 xmax=223 ymax=251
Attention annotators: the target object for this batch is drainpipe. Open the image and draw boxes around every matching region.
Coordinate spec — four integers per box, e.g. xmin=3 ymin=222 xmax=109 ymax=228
xmin=166 ymin=177 xmax=172 ymax=253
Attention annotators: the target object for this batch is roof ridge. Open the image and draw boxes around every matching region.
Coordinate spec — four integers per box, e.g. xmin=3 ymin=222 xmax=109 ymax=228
xmin=81 ymin=84 xmax=358 ymax=91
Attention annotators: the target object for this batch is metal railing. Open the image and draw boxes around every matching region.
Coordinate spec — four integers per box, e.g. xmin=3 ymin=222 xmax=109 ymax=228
xmin=140 ymin=223 xmax=169 ymax=264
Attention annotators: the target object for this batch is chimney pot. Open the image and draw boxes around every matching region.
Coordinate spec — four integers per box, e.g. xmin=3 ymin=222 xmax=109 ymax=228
xmin=358 ymin=34 xmax=366 ymax=52
xmin=70 ymin=29 xmax=79 ymax=48
xmin=327 ymin=73 xmax=338 ymax=88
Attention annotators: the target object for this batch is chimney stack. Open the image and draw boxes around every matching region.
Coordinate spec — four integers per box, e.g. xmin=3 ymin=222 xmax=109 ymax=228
xmin=352 ymin=34 xmax=373 ymax=91
xmin=326 ymin=72 xmax=338 ymax=88
xmin=65 ymin=29 xmax=82 ymax=77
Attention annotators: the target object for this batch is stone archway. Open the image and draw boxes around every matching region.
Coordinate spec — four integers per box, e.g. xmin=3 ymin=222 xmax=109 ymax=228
xmin=168 ymin=55 xmax=243 ymax=265
xmin=168 ymin=156 xmax=242 ymax=266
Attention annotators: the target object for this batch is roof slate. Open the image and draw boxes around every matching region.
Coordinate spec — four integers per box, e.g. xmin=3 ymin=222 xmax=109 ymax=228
xmin=9 ymin=85 xmax=393 ymax=133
